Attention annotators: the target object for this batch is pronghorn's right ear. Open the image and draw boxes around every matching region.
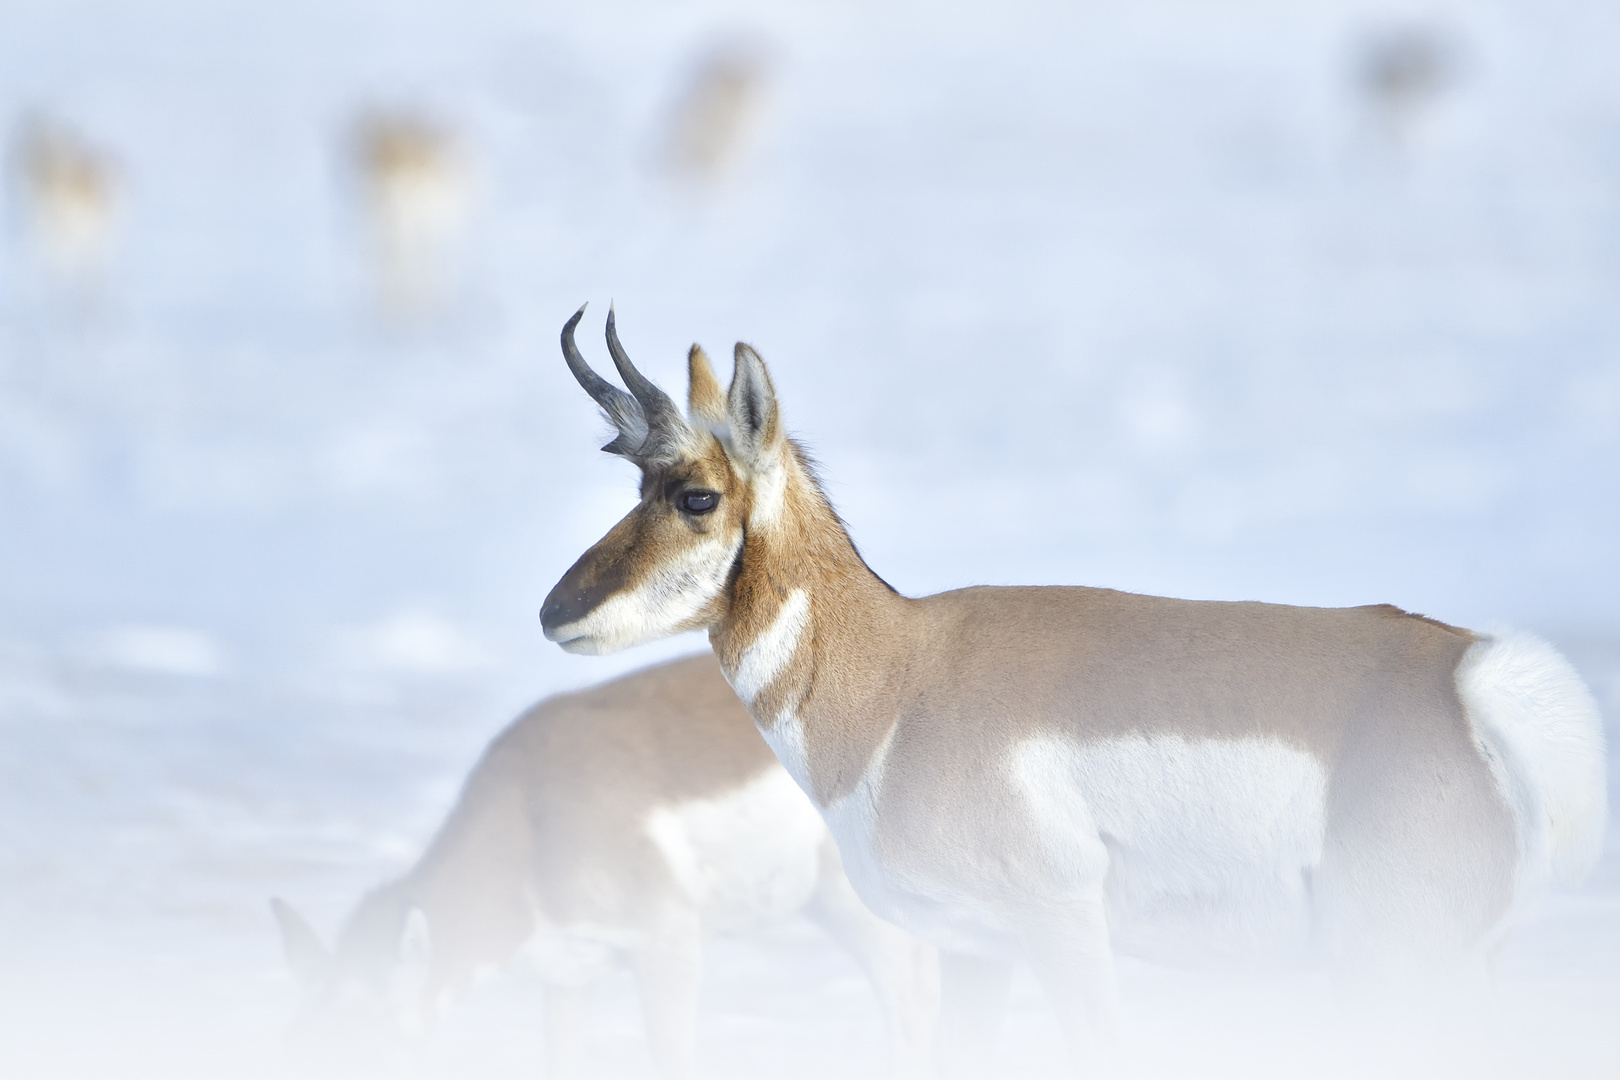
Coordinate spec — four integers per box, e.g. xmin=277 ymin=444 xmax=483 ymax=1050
xmin=725 ymin=343 xmax=784 ymax=472
xmin=271 ymin=898 xmax=332 ymax=991
xmin=687 ymin=344 xmax=727 ymax=430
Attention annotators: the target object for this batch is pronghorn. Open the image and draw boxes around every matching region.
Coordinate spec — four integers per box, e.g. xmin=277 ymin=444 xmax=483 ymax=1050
xmin=10 ymin=115 xmax=117 ymax=301
xmin=273 ymin=654 xmax=936 ymax=1079
xmin=351 ymin=109 xmax=468 ymax=317
xmin=540 ymin=307 xmax=1608 ymax=1075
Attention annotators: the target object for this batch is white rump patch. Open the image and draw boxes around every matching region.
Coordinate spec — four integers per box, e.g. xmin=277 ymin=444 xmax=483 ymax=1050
xmin=727 ymin=588 xmax=810 ymax=704
xmin=551 ymin=533 xmax=741 ymax=654
xmin=644 ymin=766 xmax=827 ymax=933
xmin=1011 ymin=734 xmax=1328 ymax=962
xmin=1456 ymin=630 xmax=1608 ymax=894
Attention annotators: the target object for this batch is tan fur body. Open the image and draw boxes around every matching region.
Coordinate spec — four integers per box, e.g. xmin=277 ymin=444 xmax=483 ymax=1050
xmin=542 ymin=309 xmax=1607 ymax=1075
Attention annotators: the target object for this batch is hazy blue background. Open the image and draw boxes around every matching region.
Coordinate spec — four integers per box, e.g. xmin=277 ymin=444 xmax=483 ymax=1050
xmin=2 ymin=0 xmax=1617 ymax=1076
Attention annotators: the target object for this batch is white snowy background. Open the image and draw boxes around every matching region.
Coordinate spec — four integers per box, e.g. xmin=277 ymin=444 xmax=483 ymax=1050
xmin=1 ymin=0 xmax=1617 ymax=1076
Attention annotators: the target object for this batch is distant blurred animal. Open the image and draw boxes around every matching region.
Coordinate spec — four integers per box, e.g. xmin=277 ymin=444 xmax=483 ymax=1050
xmin=661 ymin=46 xmax=767 ymax=182
xmin=1357 ymin=26 xmax=1457 ymax=151
xmin=351 ymin=109 xmax=468 ymax=316
xmin=10 ymin=115 xmax=117 ymax=300
xmin=273 ymin=654 xmax=936 ymax=1079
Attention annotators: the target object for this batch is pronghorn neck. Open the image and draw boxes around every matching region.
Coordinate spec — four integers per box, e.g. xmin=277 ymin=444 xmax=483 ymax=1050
xmin=710 ymin=443 xmax=906 ymax=804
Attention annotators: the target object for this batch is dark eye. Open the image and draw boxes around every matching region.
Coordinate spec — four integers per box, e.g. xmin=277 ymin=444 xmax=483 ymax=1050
xmin=680 ymin=490 xmax=718 ymax=514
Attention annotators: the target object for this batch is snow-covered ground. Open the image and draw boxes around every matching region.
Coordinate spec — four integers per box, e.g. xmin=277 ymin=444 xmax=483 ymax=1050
xmin=2 ymin=0 xmax=1618 ymax=1076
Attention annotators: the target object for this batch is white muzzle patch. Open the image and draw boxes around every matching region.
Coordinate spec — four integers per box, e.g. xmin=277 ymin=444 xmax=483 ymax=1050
xmin=545 ymin=534 xmax=743 ymax=654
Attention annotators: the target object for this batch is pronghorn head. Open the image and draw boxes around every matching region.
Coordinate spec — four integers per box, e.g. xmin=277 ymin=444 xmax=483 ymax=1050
xmin=541 ymin=306 xmax=793 ymax=654
xmin=271 ymin=893 xmax=438 ymax=1061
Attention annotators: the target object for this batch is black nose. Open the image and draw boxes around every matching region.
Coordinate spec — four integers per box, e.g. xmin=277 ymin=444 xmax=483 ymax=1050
xmin=540 ymin=593 xmax=583 ymax=634
xmin=539 ymin=601 xmax=566 ymax=631
xmin=540 ymin=576 xmax=611 ymax=634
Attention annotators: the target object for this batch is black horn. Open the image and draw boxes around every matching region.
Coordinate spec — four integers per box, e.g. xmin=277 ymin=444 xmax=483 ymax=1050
xmin=560 ymin=304 xmax=647 ymax=456
xmin=606 ymin=306 xmax=685 ymax=435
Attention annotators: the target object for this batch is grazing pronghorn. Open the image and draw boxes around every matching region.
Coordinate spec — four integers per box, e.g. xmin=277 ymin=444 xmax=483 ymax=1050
xmin=540 ymin=307 xmax=1608 ymax=1075
xmin=351 ymin=109 xmax=468 ymax=316
xmin=11 ymin=115 xmax=117 ymax=300
xmin=273 ymin=654 xmax=936 ymax=1079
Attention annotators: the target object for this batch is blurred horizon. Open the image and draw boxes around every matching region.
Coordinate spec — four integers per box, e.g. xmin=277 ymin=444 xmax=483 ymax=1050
xmin=2 ymin=0 xmax=1618 ymax=1076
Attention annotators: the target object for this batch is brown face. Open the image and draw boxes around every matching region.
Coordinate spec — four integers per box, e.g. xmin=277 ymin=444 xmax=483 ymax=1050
xmin=541 ymin=439 xmax=749 ymax=654
xmin=545 ymin=308 xmax=785 ymax=655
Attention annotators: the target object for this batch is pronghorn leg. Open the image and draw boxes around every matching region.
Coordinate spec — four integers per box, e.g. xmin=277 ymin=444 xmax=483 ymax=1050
xmin=630 ymin=909 xmax=704 ymax=1080
xmin=543 ymin=982 xmax=591 ymax=1080
xmin=1020 ymin=891 xmax=1120 ymax=1076
xmin=933 ymin=951 xmax=1015 ymax=1080
xmin=806 ymin=840 xmax=939 ymax=1078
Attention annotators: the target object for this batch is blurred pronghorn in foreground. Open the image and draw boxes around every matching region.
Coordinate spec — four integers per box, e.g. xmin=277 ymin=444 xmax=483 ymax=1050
xmin=351 ymin=109 xmax=468 ymax=317
xmin=10 ymin=115 xmax=117 ymax=303
xmin=274 ymin=654 xmax=936 ymax=1079
xmin=541 ymin=308 xmax=1607 ymax=1077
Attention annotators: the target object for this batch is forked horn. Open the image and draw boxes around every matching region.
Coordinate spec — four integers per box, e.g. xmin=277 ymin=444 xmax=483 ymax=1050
xmin=605 ymin=306 xmax=686 ymax=438
xmin=560 ymin=304 xmax=648 ymax=456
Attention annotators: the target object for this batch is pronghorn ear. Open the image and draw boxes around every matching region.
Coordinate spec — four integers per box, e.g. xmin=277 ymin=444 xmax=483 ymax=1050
xmin=271 ymin=898 xmax=332 ymax=991
xmin=687 ymin=345 xmax=727 ymax=429
xmin=726 ymin=343 xmax=783 ymax=470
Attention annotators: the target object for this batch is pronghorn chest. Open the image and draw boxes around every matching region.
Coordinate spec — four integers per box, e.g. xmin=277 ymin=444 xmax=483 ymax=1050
xmin=642 ymin=766 xmax=828 ymax=935
xmin=761 ymin=707 xmax=1026 ymax=954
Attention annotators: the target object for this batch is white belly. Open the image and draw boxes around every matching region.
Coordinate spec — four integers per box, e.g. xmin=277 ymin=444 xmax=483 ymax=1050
xmin=1014 ymin=733 xmax=1328 ymax=964
xmin=757 ymin=715 xmax=1329 ymax=964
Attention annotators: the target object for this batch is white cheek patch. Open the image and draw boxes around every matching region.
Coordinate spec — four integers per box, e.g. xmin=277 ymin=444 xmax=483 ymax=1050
xmin=727 ymin=589 xmax=810 ymax=705
xmin=554 ymin=533 xmax=742 ymax=654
